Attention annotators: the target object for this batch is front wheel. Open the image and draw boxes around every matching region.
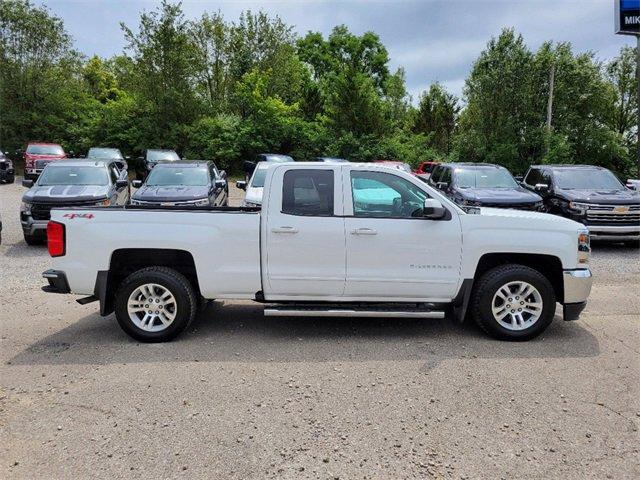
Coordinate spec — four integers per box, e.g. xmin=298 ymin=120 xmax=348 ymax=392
xmin=114 ymin=267 xmax=197 ymax=342
xmin=471 ymin=264 xmax=556 ymax=341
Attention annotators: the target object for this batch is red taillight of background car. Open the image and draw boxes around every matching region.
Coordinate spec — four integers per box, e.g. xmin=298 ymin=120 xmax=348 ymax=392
xmin=47 ymin=221 xmax=66 ymax=257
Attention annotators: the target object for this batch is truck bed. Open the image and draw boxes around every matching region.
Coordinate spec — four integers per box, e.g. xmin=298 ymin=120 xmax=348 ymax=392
xmin=49 ymin=206 xmax=262 ymax=299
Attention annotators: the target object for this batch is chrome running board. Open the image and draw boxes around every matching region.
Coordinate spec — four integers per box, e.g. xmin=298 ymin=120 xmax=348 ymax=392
xmin=264 ymin=308 xmax=445 ymax=319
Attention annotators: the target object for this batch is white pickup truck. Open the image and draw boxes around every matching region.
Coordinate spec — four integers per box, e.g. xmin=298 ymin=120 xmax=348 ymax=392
xmin=42 ymin=162 xmax=593 ymax=342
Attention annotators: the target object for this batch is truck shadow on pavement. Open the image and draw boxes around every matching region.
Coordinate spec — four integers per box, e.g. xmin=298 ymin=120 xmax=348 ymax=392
xmin=9 ymin=301 xmax=600 ymax=368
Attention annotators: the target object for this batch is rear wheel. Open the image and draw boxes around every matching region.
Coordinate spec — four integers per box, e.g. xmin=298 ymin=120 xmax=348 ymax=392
xmin=471 ymin=264 xmax=556 ymax=341
xmin=114 ymin=267 xmax=196 ymax=342
xmin=6 ymin=174 xmax=14 ymax=183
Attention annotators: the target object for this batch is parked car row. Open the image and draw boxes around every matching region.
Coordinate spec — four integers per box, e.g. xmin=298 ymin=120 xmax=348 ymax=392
xmin=423 ymin=162 xmax=640 ymax=244
xmin=17 ymin=155 xmax=229 ymax=244
xmin=4 ymin=142 xmax=639 ymax=245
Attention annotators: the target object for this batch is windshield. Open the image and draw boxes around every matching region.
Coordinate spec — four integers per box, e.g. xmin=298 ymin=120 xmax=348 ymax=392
xmin=554 ymin=169 xmax=624 ymax=190
xmin=27 ymin=145 xmax=64 ymax=155
xmin=146 ymin=167 xmax=209 ymax=186
xmin=454 ymin=167 xmax=518 ymax=188
xmin=88 ymin=148 xmax=121 ymax=159
xmin=38 ymin=166 xmax=108 ymax=186
xmin=148 ymin=150 xmax=180 ymax=162
xmin=251 ymin=167 xmax=268 ymax=188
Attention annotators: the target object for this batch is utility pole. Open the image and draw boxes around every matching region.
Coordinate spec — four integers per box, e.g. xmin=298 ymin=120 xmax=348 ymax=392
xmin=545 ymin=63 xmax=555 ymax=155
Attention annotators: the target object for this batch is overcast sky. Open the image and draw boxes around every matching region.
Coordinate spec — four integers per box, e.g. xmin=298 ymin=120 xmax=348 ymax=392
xmin=44 ymin=0 xmax=635 ymax=101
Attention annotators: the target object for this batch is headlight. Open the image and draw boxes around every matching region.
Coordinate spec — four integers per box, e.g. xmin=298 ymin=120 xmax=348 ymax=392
xmin=578 ymin=230 xmax=590 ymax=264
xmin=569 ymin=201 xmax=589 ymax=214
xmin=21 ymin=202 xmax=31 ymax=214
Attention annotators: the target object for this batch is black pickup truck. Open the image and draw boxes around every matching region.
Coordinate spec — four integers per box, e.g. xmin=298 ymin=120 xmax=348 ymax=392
xmin=522 ymin=165 xmax=640 ymax=244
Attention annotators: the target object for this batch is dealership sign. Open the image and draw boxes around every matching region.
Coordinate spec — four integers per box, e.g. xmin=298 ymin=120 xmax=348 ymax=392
xmin=615 ymin=0 xmax=640 ymax=35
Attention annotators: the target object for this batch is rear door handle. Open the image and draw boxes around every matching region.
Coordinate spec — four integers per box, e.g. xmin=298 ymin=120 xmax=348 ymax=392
xmin=351 ymin=228 xmax=377 ymax=235
xmin=272 ymin=226 xmax=299 ymax=234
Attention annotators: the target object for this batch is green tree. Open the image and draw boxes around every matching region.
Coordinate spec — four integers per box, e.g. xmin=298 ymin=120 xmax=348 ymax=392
xmin=605 ymin=46 xmax=637 ymax=176
xmin=413 ymin=83 xmax=459 ymax=154
xmin=0 ymin=0 xmax=89 ymax=153
xmin=455 ymin=29 xmax=534 ymax=171
xmin=120 ymin=0 xmax=202 ymax=146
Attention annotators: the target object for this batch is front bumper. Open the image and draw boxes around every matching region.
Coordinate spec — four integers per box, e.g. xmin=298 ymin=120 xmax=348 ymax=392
xmin=0 ymin=167 xmax=14 ymax=179
xmin=25 ymin=167 xmax=44 ymax=176
xmin=21 ymin=216 xmax=48 ymax=236
xmin=585 ymin=225 xmax=640 ymax=241
xmin=562 ymin=269 xmax=592 ymax=321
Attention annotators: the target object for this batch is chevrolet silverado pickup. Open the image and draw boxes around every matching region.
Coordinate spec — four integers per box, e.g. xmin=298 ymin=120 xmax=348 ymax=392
xmin=522 ymin=164 xmax=640 ymax=244
xmin=42 ymin=163 xmax=593 ymax=343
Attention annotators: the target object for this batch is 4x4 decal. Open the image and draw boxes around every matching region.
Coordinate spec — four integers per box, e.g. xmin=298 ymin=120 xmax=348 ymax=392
xmin=63 ymin=213 xmax=94 ymax=219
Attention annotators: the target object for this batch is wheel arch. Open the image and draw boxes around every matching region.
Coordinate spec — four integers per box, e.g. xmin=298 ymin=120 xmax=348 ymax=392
xmin=473 ymin=252 xmax=564 ymax=303
xmin=96 ymin=248 xmax=200 ymax=316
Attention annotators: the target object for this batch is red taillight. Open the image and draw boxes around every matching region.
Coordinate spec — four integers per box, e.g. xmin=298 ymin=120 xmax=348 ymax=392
xmin=47 ymin=221 xmax=65 ymax=257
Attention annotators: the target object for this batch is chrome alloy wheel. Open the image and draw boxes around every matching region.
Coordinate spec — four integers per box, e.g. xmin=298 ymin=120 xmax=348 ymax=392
xmin=127 ymin=283 xmax=177 ymax=332
xmin=491 ymin=281 xmax=543 ymax=331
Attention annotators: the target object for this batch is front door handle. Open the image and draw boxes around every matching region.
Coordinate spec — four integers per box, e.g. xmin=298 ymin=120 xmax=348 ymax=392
xmin=351 ymin=228 xmax=377 ymax=235
xmin=272 ymin=226 xmax=299 ymax=234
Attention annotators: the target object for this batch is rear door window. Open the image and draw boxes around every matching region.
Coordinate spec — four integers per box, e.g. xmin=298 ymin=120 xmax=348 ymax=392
xmin=282 ymin=169 xmax=334 ymax=216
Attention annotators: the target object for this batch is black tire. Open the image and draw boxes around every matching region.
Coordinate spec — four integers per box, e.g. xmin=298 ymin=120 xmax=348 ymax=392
xmin=6 ymin=174 xmax=14 ymax=183
xmin=24 ymin=233 xmax=42 ymax=245
xmin=114 ymin=267 xmax=197 ymax=343
xmin=471 ymin=264 xmax=556 ymax=341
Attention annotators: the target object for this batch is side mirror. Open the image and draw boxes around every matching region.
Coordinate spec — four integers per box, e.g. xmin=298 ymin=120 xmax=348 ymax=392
xmin=514 ymin=175 xmax=524 ymax=182
xmin=436 ymin=181 xmax=449 ymax=190
xmin=131 ymin=180 xmax=143 ymax=188
xmin=534 ymin=183 xmax=549 ymax=192
xmin=22 ymin=179 xmax=34 ymax=188
xmin=423 ymin=198 xmax=446 ymax=219
xmin=116 ymin=179 xmax=129 ymax=188
xmin=219 ymin=169 xmax=227 ymax=179
xmin=236 ymin=180 xmax=247 ymax=190
xmin=214 ymin=179 xmax=226 ymax=188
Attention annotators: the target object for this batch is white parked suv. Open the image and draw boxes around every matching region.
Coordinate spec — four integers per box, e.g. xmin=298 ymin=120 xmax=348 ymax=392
xmin=42 ymin=163 xmax=592 ymax=342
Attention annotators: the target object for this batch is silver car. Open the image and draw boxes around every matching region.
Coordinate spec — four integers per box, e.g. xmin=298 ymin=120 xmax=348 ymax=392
xmin=20 ymin=159 xmax=130 ymax=245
